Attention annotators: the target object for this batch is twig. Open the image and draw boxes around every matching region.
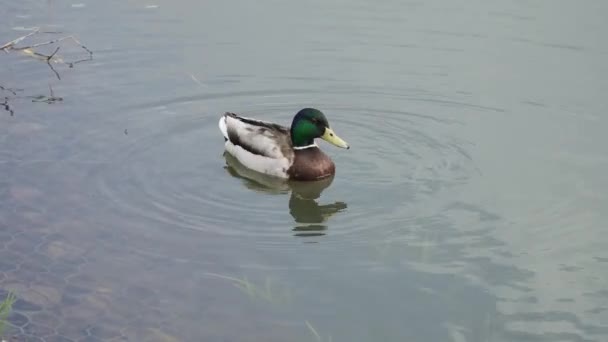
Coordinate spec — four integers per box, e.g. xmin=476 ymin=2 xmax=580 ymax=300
xmin=0 ymin=27 xmax=40 ymax=50
xmin=29 ymin=84 xmax=63 ymax=104
xmin=0 ymin=85 xmax=18 ymax=96
xmin=0 ymin=86 xmax=21 ymax=116
xmin=45 ymin=47 xmax=62 ymax=79
xmin=47 ymin=46 xmax=60 ymax=61
xmin=13 ymin=36 xmax=70 ymax=50
xmin=1 ymin=31 xmax=93 ymax=77
xmin=1 ymin=29 xmax=93 ymax=98
xmin=70 ymin=35 xmax=93 ymax=56
xmin=1 ymin=97 xmax=14 ymax=116
xmin=47 ymin=59 xmax=61 ymax=80
xmin=14 ymin=35 xmax=93 ymax=57
xmin=66 ymin=36 xmax=94 ymax=67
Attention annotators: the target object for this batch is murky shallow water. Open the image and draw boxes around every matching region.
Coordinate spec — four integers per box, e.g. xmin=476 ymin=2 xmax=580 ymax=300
xmin=1 ymin=0 xmax=607 ymax=341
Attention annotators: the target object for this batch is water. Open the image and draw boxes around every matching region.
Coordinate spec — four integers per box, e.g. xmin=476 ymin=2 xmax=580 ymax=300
xmin=1 ymin=0 xmax=607 ymax=341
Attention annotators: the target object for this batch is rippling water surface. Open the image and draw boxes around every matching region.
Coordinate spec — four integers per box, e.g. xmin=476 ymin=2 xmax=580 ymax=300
xmin=1 ymin=0 xmax=607 ymax=341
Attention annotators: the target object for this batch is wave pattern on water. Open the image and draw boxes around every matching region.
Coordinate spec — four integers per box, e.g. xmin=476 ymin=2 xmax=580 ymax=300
xmin=84 ymin=87 xmax=481 ymax=245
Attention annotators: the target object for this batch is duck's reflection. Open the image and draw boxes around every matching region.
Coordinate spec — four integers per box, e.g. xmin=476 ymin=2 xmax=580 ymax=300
xmin=223 ymin=153 xmax=347 ymax=237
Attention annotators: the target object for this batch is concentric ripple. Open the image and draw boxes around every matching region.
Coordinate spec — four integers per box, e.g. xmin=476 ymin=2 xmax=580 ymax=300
xmin=86 ymin=88 xmax=480 ymax=241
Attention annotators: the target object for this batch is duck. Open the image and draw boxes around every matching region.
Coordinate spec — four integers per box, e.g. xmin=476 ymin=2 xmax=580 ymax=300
xmin=218 ymin=108 xmax=349 ymax=181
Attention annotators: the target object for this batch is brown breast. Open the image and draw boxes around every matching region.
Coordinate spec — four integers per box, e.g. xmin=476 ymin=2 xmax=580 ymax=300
xmin=287 ymin=147 xmax=336 ymax=181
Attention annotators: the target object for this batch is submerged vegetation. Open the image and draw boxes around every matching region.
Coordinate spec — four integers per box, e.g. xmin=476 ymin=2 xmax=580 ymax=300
xmin=204 ymin=272 xmax=292 ymax=305
xmin=204 ymin=273 xmax=335 ymax=341
xmin=0 ymin=291 xmax=16 ymax=338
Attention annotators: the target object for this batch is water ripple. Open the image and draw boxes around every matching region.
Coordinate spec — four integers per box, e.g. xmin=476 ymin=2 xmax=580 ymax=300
xmin=85 ymin=87 xmax=480 ymax=243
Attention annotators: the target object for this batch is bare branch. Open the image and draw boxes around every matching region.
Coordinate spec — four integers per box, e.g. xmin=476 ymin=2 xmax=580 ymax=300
xmin=3 ymin=30 xmax=93 ymax=79
xmin=70 ymin=36 xmax=93 ymax=56
xmin=0 ymin=85 xmax=18 ymax=96
xmin=0 ymin=28 xmax=40 ymax=50
xmin=48 ymin=46 xmax=61 ymax=61
xmin=1 ymin=97 xmax=14 ymax=116
xmin=12 ymin=36 xmax=71 ymax=50
xmin=2 ymin=29 xmax=93 ymax=98
xmin=47 ymin=59 xmax=61 ymax=80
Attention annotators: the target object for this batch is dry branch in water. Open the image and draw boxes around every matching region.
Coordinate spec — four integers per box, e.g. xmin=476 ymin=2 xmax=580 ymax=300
xmin=1 ymin=28 xmax=92 ymax=115
xmin=0 ymin=86 xmax=22 ymax=116
xmin=30 ymin=84 xmax=63 ymax=104
xmin=0 ymin=86 xmax=20 ymax=96
xmin=0 ymin=28 xmax=40 ymax=50
xmin=1 ymin=97 xmax=14 ymax=116
xmin=1 ymin=27 xmax=93 ymax=80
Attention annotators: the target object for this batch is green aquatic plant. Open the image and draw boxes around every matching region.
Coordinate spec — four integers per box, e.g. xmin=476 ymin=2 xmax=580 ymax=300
xmin=0 ymin=291 xmax=17 ymax=337
xmin=204 ymin=272 xmax=291 ymax=305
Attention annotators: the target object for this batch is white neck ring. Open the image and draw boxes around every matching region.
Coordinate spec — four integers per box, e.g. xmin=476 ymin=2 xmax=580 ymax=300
xmin=293 ymin=143 xmax=317 ymax=150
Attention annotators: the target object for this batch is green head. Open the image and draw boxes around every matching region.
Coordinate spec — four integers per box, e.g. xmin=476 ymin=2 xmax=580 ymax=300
xmin=290 ymin=108 xmax=350 ymax=149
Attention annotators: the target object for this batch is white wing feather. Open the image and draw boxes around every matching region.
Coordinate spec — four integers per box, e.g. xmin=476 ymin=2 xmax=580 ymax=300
xmin=224 ymin=114 xmax=286 ymax=159
xmin=218 ymin=115 xmax=229 ymax=140
xmin=219 ymin=114 xmax=291 ymax=179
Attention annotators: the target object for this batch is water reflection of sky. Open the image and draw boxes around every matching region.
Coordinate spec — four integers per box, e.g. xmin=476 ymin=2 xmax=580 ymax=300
xmin=1 ymin=0 xmax=607 ymax=341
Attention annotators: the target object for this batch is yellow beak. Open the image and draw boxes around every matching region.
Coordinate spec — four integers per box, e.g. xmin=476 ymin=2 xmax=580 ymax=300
xmin=321 ymin=127 xmax=350 ymax=149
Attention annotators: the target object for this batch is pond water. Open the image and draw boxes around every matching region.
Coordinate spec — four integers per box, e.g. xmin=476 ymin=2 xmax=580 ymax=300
xmin=1 ymin=0 xmax=607 ymax=341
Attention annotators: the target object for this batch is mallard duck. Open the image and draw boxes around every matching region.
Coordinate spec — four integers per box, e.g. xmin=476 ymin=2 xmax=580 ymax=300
xmin=218 ymin=108 xmax=349 ymax=181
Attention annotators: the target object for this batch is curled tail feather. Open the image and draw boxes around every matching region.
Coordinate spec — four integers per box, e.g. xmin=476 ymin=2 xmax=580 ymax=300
xmin=218 ymin=114 xmax=228 ymax=141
